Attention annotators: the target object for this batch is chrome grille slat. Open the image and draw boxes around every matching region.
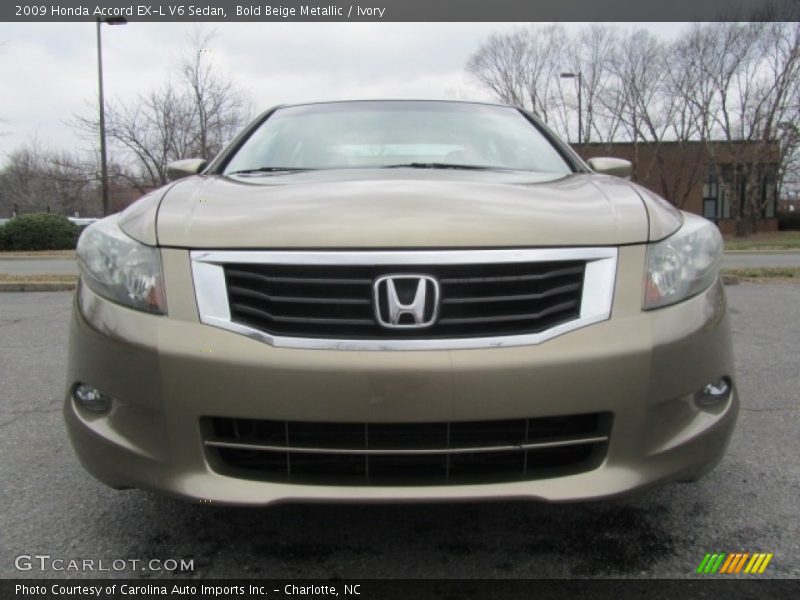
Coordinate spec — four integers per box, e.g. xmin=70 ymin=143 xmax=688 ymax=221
xmin=438 ymin=264 xmax=585 ymax=284
xmin=204 ymin=434 xmax=610 ymax=455
xmin=229 ymin=285 xmax=371 ymax=305
xmin=442 ymin=282 xmax=582 ymax=304
xmin=436 ymin=299 xmax=578 ymax=325
xmin=227 ymin=269 xmax=372 ymax=286
xmin=231 ymin=303 xmax=374 ymax=326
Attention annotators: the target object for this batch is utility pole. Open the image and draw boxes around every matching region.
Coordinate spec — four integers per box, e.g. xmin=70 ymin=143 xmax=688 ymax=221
xmin=96 ymin=16 xmax=127 ymax=216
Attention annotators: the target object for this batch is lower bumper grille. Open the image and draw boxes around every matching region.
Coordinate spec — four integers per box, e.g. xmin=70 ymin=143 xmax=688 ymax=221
xmin=203 ymin=414 xmax=611 ymax=486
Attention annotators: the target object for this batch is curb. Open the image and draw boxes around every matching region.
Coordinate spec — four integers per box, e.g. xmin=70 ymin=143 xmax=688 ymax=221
xmin=0 ymin=254 xmax=76 ymax=260
xmin=725 ymin=249 xmax=800 ymax=254
xmin=0 ymin=282 xmax=76 ymax=292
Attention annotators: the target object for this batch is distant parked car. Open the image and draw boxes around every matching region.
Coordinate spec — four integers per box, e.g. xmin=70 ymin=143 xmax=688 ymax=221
xmin=67 ymin=217 xmax=98 ymax=227
xmin=65 ymin=100 xmax=737 ymax=505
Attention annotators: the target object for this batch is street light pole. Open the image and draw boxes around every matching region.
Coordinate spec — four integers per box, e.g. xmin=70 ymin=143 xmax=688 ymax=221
xmin=560 ymin=71 xmax=583 ymax=145
xmin=96 ymin=16 xmax=127 ymax=216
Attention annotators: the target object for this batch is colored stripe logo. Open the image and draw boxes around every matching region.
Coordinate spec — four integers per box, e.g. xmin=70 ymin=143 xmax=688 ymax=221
xmin=696 ymin=552 xmax=773 ymax=574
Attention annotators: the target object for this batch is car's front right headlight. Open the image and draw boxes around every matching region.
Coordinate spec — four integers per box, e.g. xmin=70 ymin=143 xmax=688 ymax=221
xmin=644 ymin=213 xmax=723 ymax=310
xmin=76 ymin=216 xmax=166 ymax=314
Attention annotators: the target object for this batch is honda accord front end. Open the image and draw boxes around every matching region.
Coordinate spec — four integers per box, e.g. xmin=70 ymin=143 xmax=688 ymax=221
xmin=64 ymin=100 xmax=738 ymax=505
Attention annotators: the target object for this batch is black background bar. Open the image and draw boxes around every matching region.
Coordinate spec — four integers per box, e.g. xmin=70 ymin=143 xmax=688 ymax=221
xmin=3 ymin=578 xmax=800 ymax=600
xmin=3 ymin=0 xmax=799 ymax=23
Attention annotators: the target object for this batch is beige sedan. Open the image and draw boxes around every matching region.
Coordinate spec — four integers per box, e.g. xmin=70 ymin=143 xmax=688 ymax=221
xmin=65 ymin=100 xmax=737 ymax=505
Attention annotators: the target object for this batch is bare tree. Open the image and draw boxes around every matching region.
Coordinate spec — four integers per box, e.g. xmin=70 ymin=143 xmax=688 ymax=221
xmin=74 ymin=27 xmax=251 ymax=191
xmin=0 ymin=138 xmax=96 ymax=216
xmin=466 ymin=24 xmax=568 ymax=126
xmin=560 ymin=25 xmax=620 ymax=144
xmin=777 ymin=122 xmax=800 ymax=201
xmin=89 ymin=82 xmax=195 ymax=189
xmin=682 ymin=21 xmax=800 ymax=232
xmin=466 ymin=29 xmax=533 ymax=109
xmin=753 ymin=21 xmax=800 ymax=215
xmin=180 ymin=28 xmax=250 ymax=160
xmin=467 ymin=25 xmax=621 ymax=144
xmin=467 ymin=21 xmax=800 ymax=232
xmin=0 ymin=41 xmax=7 ymax=136
xmin=600 ymin=28 xmax=709 ymax=208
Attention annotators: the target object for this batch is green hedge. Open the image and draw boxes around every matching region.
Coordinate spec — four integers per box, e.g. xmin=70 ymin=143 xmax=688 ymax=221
xmin=0 ymin=213 xmax=78 ymax=251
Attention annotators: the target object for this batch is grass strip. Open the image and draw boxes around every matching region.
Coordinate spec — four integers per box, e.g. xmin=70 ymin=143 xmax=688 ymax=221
xmin=722 ymin=267 xmax=800 ymax=281
xmin=0 ymin=273 xmax=78 ymax=283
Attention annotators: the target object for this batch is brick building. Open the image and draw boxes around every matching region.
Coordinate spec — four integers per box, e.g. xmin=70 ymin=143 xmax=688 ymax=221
xmin=574 ymin=141 xmax=780 ymax=234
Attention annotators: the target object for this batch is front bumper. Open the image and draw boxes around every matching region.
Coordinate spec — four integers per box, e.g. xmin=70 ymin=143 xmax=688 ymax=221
xmin=64 ymin=247 xmax=738 ymax=505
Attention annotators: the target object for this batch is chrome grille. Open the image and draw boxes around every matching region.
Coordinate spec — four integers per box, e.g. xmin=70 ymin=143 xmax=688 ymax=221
xmin=204 ymin=414 xmax=611 ymax=486
xmin=224 ymin=261 xmax=585 ymax=339
xmin=191 ymin=249 xmax=618 ymax=350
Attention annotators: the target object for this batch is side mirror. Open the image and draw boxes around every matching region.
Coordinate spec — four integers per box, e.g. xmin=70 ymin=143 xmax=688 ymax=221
xmin=587 ymin=157 xmax=632 ymax=179
xmin=167 ymin=158 xmax=207 ymax=181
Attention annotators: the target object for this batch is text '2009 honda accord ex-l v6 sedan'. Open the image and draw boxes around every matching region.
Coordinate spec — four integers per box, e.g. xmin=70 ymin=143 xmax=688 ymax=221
xmin=65 ymin=100 xmax=737 ymax=505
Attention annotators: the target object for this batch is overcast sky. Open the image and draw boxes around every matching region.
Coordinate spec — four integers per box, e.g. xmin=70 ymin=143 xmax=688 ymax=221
xmin=0 ymin=22 xmax=690 ymax=165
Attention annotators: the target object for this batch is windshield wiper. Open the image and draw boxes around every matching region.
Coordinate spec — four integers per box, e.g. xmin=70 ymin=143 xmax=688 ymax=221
xmin=227 ymin=167 xmax=309 ymax=175
xmin=382 ymin=162 xmax=496 ymax=171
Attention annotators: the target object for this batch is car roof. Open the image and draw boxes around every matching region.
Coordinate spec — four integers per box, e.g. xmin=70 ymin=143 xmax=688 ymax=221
xmin=273 ymin=98 xmax=519 ymax=111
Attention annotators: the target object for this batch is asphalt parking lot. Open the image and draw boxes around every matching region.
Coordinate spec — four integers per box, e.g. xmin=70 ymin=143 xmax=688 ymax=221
xmin=0 ymin=285 xmax=798 ymax=580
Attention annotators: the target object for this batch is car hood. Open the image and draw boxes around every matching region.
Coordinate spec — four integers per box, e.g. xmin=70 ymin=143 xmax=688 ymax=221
xmin=130 ymin=169 xmax=659 ymax=248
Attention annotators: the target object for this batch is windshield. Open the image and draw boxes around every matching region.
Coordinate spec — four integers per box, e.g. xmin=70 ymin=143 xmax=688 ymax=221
xmin=223 ymin=101 xmax=573 ymax=174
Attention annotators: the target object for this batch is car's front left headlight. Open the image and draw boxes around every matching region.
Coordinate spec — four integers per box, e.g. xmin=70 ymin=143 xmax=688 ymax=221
xmin=76 ymin=216 xmax=166 ymax=314
xmin=644 ymin=213 xmax=723 ymax=310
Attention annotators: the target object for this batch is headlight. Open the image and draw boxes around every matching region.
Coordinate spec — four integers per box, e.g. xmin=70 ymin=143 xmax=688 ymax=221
xmin=76 ymin=216 xmax=166 ymax=314
xmin=644 ymin=214 xmax=723 ymax=310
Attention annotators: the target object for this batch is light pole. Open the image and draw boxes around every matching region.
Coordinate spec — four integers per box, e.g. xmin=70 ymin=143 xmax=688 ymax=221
xmin=560 ymin=71 xmax=582 ymax=145
xmin=96 ymin=16 xmax=127 ymax=216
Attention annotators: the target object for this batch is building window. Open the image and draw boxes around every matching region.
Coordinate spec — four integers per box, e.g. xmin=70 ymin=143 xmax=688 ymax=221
xmin=720 ymin=187 xmax=731 ymax=218
xmin=703 ymin=198 xmax=718 ymax=219
xmin=702 ymin=166 xmax=718 ymax=199
xmin=762 ymin=166 xmax=777 ymax=218
xmin=737 ymin=165 xmax=748 ymax=217
xmin=703 ymin=165 xmax=720 ymax=220
xmin=718 ymin=164 xmax=732 ymax=219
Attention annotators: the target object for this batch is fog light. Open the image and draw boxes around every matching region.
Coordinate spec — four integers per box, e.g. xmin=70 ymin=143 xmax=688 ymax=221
xmin=694 ymin=377 xmax=731 ymax=407
xmin=73 ymin=383 xmax=112 ymax=413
